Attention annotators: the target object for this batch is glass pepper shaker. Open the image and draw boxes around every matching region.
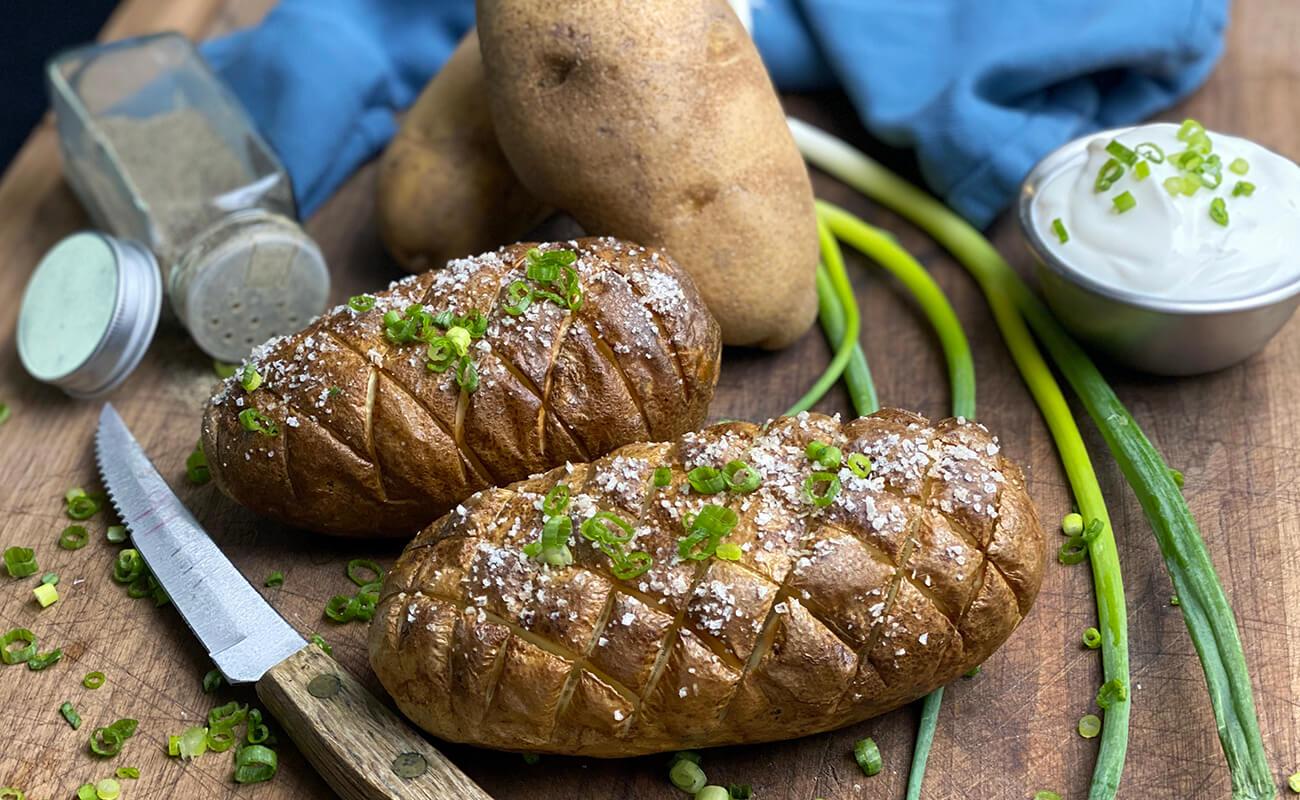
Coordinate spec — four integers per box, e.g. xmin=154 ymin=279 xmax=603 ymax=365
xmin=43 ymin=31 xmax=328 ymax=364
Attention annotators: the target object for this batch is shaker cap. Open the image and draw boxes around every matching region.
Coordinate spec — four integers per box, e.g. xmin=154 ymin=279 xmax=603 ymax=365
xmin=18 ymin=232 xmax=162 ymax=398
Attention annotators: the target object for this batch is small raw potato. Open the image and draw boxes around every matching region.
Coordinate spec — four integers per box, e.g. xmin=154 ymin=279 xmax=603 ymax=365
xmin=370 ymin=409 xmax=1045 ymax=756
xmin=376 ymin=30 xmax=548 ymax=272
xmin=201 ymin=237 xmax=720 ymax=537
xmin=477 ymin=0 xmax=819 ymax=350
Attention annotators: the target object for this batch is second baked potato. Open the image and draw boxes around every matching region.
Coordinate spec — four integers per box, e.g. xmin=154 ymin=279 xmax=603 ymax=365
xmin=201 ymin=237 xmax=720 ymax=536
xmin=370 ymin=409 xmax=1045 ymax=755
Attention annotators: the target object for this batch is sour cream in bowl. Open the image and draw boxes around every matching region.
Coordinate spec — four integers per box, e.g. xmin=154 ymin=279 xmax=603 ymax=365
xmin=1018 ymin=120 xmax=1300 ymax=375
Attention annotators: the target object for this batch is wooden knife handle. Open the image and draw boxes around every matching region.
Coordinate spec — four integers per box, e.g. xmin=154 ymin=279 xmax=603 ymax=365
xmin=257 ymin=645 xmax=491 ymax=800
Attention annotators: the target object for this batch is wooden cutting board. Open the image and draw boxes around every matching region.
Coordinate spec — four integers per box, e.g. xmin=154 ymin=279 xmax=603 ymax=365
xmin=2 ymin=1 xmax=1298 ymax=798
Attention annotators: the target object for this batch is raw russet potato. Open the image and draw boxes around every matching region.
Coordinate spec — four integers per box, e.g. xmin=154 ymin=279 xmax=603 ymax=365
xmin=476 ymin=0 xmax=820 ymax=350
xmin=370 ymin=409 xmax=1045 ymax=755
xmin=201 ymin=237 xmax=720 ymax=537
xmin=376 ymin=30 xmax=548 ymax=272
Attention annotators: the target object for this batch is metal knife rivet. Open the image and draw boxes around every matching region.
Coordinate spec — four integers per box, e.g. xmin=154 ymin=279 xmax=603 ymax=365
xmin=307 ymin=673 xmax=342 ymax=698
xmin=391 ymin=751 xmax=428 ymax=779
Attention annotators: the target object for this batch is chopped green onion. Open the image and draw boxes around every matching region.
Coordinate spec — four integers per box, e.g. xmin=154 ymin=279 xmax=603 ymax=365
xmin=32 ymin=582 xmax=57 ymax=608
xmin=728 ymin=785 xmax=753 ymax=800
xmin=310 ymin=633 xmax=333 ymax=656
xmin=669 ymin=758 xmax=707 ymax=793
xmin=1094 ymin=158 xmax=1124 ymax=192
xmin=56 ymin=524 xmax=86 ymax=552
xmin=174 ymin=725 xmax=208 ymax=760
xmin=805 ymin=440 xmax=827 ymax=460
xmin=846 ymin=452 xmax=873 ymax=478
xmin=0 ymin=404 xmax=10 ymax=426
xmin=502 ymin=280 xmax=533 ymax=316
xmin=66 ymin=492 xmax=100 ymax=520
xmin=246 ymin=708 xmax=270 ymax=744
xmin=445 ymin=326 xmax=472 ymax=357
xmin=687 ymin=465 xmax=727 ymax=494
xmin=1051 ymin=217 xmax=1069 ymax=244
xmin=208 ymin=701 xmax=249 ymax=731
xmin=105 ymin=525 xmax=127 ymax=544
xmin=1233 ymin=181 xmax=1256 ymax=197
xmin=60 ymin=701 xmax=82 ymax=729
xmin=0 ymin=791 xmax=23 ymax=800
xmin=1134 ymin=142 xmax=1165 ymax=163
xmin=213 ymin=361 xmax=239 ymax=379
xmin=1083 ymin=627 xmax=1102 ymax=649
xmin=715 ymin=542 xmax=743 ymax=561
xmin=721 ymin=460 xmax=761 ymax=493
xmin=677 ymin=504 xmax=738 ymax=561
xmin=4 ymin=546 xmax=38 ymax=577
xmin=239 ymin=364 xmax=262 ymax=392
xmin=265 ymin=571 xmax=284 ymax=587
xmin=1229 ymin=157 xmax=1249 ymax=175
xmin=233 ymin=744 xmax=278 ymax=784
xmin=1034 ymin=793 xmax=1062 ymax=800
xmin=653 ymin=466 xmax=672 ymax=487
xmin=1061 ymin=512 xmax=1084 ymax=536
xmin=1057 ymin=534 xmax=1088 ymax=565
xmin=454 ymin=355 xmax=479 ymax=393
xmin=238 ymin=408 xmax=279 ymax=437
xmin=95 ymin=778 xmax=120 ymax=800
xmin=802 ymin=471 xmax=841 ymax=508
xmin=1209 ymin=197 xmax=1229 ymax=226
xmin=1096 ymin=678 xmax=1129 ymax=709
xmin=524 ymin=247 xmax=577 ymax=284
xmin=964 ymin=665 xmax=981 ymax=678
xmin=83 ymin=671 xmax=106 ymax=689
xmin=1078 ymin=713 xmax=1103 ymax=739
xmin=1163 ymin=175 xmax=1198 ymax=197
xmin=580 ymin=511 xmax=635 ymax=545
xmin=89 ymin=719 xmax=137 ymax=757
xmin=346 ymin=558 xmax=384 ymax=587
xmin=1 ymin=628 xmax=36 ymax=664
xmin=1082 ymin=517 xmax=1106 ymax=544
xmin=77 ymin=784 xmax=97 ymax=800
xmin=27 ymin=648 xmax=62 ymax=670
xmin=1288 ymin=772 xmax=1300 ymax=793
xmin=114 ymin=768 xmax=139 ymax=780
xmin=203 ymin=668 xmax=223 ymax=693
xmin=853 ymin=737 xmax=882 ymax=776
xmin=1170 ymin=595 xmax=1181 ymax=607
xmin=1176 ymin=118 xmax=1206 ymax=143
xmin=112 ymin=549 xmax=144 ymax=583
xmin=542 ymin=484 xmax=571 ymax=516
xmin=207 ymin=727 xmax=237 ymax=752
xmin=610 ymin=550 xmax=653 ymax=580
xmin=695 ymin=788 xmax=729 ymax=800
xmin=348 ymin=294 xmax=376 ymax=313
xmin=1133 ymin=161 xmax=1150 ymax=181
xmin=186 ymin=442 xmax=210 ymax=484
xmin=1111 ymin=191 xmax=1136 ymax=214
xmin=1104 ymin=140 xmax=1137 ymax=166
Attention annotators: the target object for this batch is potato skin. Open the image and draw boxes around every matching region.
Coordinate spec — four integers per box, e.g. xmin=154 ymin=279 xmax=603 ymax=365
xmin=476 ymin=0 xmax=819 ymax=349
xmin=370 ymin=409 xmax=1045 ymax=756
xmin=201 ymin=237 xmax=720 ymax=537
xmin=376 ymin=30 xmax=548 ymax=273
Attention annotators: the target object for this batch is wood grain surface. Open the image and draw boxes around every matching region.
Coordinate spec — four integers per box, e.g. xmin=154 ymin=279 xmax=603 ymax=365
xmin=1 ymin=1 xmax=1297 ymax=798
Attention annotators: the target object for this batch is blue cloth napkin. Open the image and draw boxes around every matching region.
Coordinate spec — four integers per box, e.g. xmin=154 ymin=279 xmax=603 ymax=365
xmin=203 ymin=0 xmax=1228 ymax=227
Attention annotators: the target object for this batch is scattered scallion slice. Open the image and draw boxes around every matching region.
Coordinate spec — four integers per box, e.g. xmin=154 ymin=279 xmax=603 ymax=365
xmin=309 ymin=633 xmax=333 ymax=656
xmin=686 ymin=465 xmax=727 ymax=494
xmin=1229 ymin=157 xmax=1250 ymax=175
xmin=174 ymin=725 xmax=208 ymax=760
xmin=113 ymin=549 xmax=144 ymax=583
xmin=346 ymin=559 xmax=384 ymax=587
xmin=203 ymin=668 xmax=223 ymax=693
xmin=213 ymin=361 xmax=239 ymax=379
xmin=728 ymin=784 xmax=753 ymax=800
xmin=233 ymin=744 xmax=278 ymax=784
xmin=60 ymin=701 xmax=82 ymax=729
xmin=802 ymin=471 xmax=841 ymax=508
xmin=66 ymin=489 xmax=100 ymax=520
xmin=77 ymin=784 xmax=97 ymax=800
xmin=1096 ymin=677 xmax=1129 ymax=709
xmin=27 ymin=648 xmax=62 ymax=670
xmin=1209 ymin=197 xmax=1229 ymax=226
xmin=1233 ymin=181 xmax=1256 ymax=197
xmin=721 ymin=460 xmax=760 ymax=493
xmin=1058 ymin=534 xmax=1088 ymax=565
xmin=1134 ymin=141 xmax=1165 ymax=163
xmin=0 ymin=403 xmax=10 ymax=426
xmin=715 ymin=542 xmax=743 ymax=561
xmin=846 ymin=453 xmax=873 ymax=478
xmin=695 ymin=788 xmax=729 ymax=800
xmin=1111 ymin=191 xmax=1136 ymax=214
xmin=1094 ymin=158 xmax=1124 ymax=192
xmin=652 ymin=466 xmax=672 ymax=487
xmin=1051 ymin=217 xmax=1069 ymax=244
xmin=83 ymin=671 xmax=106 ymax=689
xmin=1061 ymin=512 xmax=1084 ymax=536
xmin=238 ymin=408 xmax=279 ymax=437
xmin=542 ymin=484 xmax=570 ymax=516
xmin=1288 ymin=772 xmax=1300 ymax=793
xmin=1133 ymin=161 xmax=1150 ymax=181
xmin=1078 ymin=713 xmax=1103 ymax=739
xmin=114 ymin=768 xmax=139 ymax=780
xmin=4 ymin=546 xmax=38 ymax=578
xmin=239 ymin=364 xmax=262 ymax=392
xmin=677 ymin=504 xmax=738 ymax=561
xmin=669 ymin=758 xmax=707 ymax=793
xmin=348 ymin=294 xmax=376 ymax=313
xmin=853 ymin=737 xmax=882 ymax=776
xmin=1034 ymin=792 xmax=1062 ymax=800
xmin=105 ymin=525 xmax=127 ymax=544
xmin=1083 ymin=627 xmax=1103 ymax=649
xmin=40 ymin=572 xmax=58 ymax=585
xmin=1104 ymin=140 xmax=1137 ymax=166
xmin=33 ymin=583 xmax=58 ymax=608
xmin=186 ymin=442 xmax=211 ymax=485
xmin=1 ymin=628 xmax=36 ymax=664
xmin=95 ymin=778 xmax=120 ymax=800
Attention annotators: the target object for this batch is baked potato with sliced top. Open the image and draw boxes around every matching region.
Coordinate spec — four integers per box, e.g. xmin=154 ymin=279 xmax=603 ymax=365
xmin=201 ymin=237 xmax=720 ymax=537
xmin=369 ymin=408 xmax=1045 ymax=756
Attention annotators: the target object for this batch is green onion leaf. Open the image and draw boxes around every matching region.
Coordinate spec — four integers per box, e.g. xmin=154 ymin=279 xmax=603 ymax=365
xmin=83 ymin=671 xmax=105 ymax=689
xmin=1111 ymin=191 xmax=1136 ymax=214
xmin=206 ymin=727 xmax=237 ymax=752
xmin=686 ymin=465 xmax=727 ymax=494
xmin=846 ymin=452 xmax=873 ymax=478
xmin=1093 ymin=158 xmax=1125 ymax=192
xmin=1057 ymin=534 xmax=1088 ymax=565
xmin=208 ymin=701 xmax=249 ymax=731
xmin=27 ymin=648 xmax=61 ymax=670
xmin=239 ymin=364 xmax=262 ymax=392
xmin=348 ymin=294 xmax=376 ymax=313
xmin=677 ymin=504 xmax=738 ymax=561
xmin=1134 ymin=142 xmax=1165 ymax=163
xmin=1083 ymin=627 xmax=1102 ymax=649
xmin=502 ymin=280 xmax=533 ymax=316
xmin=346 ymin=558 xmax=384 ymax=587
xmin=60 ymin=701 xmax=82 ymax=729
xmin=653 ymin=466 xmax=672 ymax=487
xmin=1229 ymin=157 xmax=1250 ymax=175
xmin=542 ymin=484 xmax=571 ymax=516
xmin=309 ymin=633 xmax=333 ymax=656
xmin=175 ymin=726 xmax=208 ymax=760
xmin=1 ymin=628 xmax=36 ymax=664
xmin=203 ymin=668 xmax=223 ymax=693
xmin=524 ymin=248 xmax=577 ymax=284
xmin=66 ymin=493 xmax=100 ymax=520
xmin=112 ymin=549 xmax=144 ymax=583
xmin=580 ymin=511 xmax=635 ymax=545
xmin=3 ymin=546 xmax=38 ymax=578
xmin=233 ymin=744 xmax=278 ymax=784
xmin=1233 ymin=180 xmax=1256 ymax=198
xmin=610 ymin=550 xmax=653 ymax=580
xmin=1051 ymin=217 xmax=1069 ymax=244
xmin=721 ymin=460 xmax=761 ymax=493
xmin=1104 ymin=140 xmax=1137 ymax=166
xmin=454 ymin=355 xmax=479 ymax=393
xmin=1209 ymin=197 xmax=1229 ymax=227
xmin=853 ymin=737 xmax=882 ymax=776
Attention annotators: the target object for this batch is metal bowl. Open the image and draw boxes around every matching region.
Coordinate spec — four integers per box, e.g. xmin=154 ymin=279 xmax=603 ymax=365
xmin=1017 ymin=127 xmax=1300 ymax=376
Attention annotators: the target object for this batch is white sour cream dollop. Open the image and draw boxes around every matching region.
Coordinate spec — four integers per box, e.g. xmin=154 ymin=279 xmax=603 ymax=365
xmin=1034 ymin=123 xmax=1300 ymax=302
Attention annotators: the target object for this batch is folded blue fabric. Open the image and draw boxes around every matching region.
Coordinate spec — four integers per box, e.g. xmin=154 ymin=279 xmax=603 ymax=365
xmin=203 ymin=0 xmax=1227 ymax=227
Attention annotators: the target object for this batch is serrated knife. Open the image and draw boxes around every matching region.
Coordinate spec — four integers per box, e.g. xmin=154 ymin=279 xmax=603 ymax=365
xmin=94 ymin=403 xmax=491 ymax=800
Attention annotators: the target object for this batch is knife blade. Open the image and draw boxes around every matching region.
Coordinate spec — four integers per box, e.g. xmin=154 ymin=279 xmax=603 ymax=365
xmin=93 ymin=403 xmax=491 ymax=800
xmin=94 ymin=403 xmax=303 ymax=682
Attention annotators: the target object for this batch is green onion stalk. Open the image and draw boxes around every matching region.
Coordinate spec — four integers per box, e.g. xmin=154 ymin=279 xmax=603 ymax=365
xmin=787 ymin=217 xmax=863 ymax=416
xmin=816 ymin=203 xmax=974 ymax=800
xmin=794 ymin=118 xmax=1269 ymax=799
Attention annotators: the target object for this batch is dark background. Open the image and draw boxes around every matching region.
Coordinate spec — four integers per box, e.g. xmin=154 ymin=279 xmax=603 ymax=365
xmin=0 ymin=1 xmax=117 ymax=167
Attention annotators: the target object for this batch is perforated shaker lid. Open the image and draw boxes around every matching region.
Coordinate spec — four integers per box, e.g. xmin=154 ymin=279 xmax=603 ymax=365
xmin=18 ymin=232 xmax=162 ymax=398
